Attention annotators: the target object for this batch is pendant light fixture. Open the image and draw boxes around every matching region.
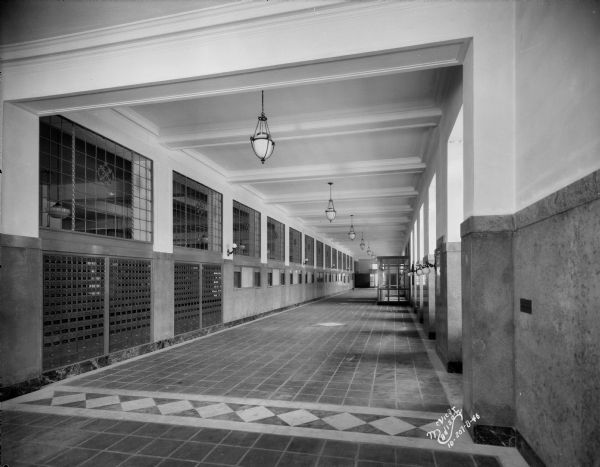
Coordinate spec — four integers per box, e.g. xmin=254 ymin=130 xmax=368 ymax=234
xmin=359 ymin=232 xmax=366 ymax=250
xmin=47 ymin=171 xmax=70 ymax=219
xmin=366 ymin=245 xmax=372 ymax=256
xmin=325 ymin=182 xmax=336 ymax=222
xmin=348 ymin=215 xmax=356 ymax=240
xmin=250 ymin=90 xmax=275 ymax=164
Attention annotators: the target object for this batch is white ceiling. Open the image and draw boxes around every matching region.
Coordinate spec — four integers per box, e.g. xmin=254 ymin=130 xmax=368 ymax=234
xmin=122 ymin=62 xmax=460 ymax=259
xmin=3 ymin=0 xmax=465 ymax=260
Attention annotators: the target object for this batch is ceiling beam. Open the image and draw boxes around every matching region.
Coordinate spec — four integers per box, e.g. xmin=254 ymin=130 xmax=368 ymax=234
xmin=228 ymin=158 xmax=425 ymax=184
xmin=290 ymin=206 xmax=413 ymax=218
xmin=306 ymin=217 xmax=410 ymax=227
xmin=159 ymin=106 xmax=441 ymax=150
xmin=264 ymin=187 xmax=418 ymax=204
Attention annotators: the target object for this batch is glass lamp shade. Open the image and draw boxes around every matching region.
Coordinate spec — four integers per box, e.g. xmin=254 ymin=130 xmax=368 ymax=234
xmin=348 ymin=230 xmax=356 ymax=240
xmin=325 ymin=200 xmax=336 ymax=222
xmin=49 ymin=202 xmax=70 ymax=219
xmin=360 ymin=240 xmax=365 ymax=250
xmin=250 ymin=131 xmax=275 ymax=163
xmin=366 ymin=247 xmax=372 ymax=255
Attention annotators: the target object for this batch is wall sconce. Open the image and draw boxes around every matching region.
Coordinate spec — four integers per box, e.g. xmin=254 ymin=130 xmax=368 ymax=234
xmin=226 ymin=243 xmax=238 ymax=256
xmin=408 ymin=260 xmax=436 ymax=276
xmin=421 ymin=259 xmax=436 ymax=274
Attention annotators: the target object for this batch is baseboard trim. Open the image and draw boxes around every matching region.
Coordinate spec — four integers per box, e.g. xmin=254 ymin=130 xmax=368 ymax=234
xmin=469 ymin=423 xmax=546 ymax=466
xmin=516 ymin=430 xmax=546 ymax=467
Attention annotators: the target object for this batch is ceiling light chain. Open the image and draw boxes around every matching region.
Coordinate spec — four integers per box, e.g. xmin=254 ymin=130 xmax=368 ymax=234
xmin=250 ymin=90 xmax=275 ymax=164
xmin=325 ymin=182 xmax=336 ymax=222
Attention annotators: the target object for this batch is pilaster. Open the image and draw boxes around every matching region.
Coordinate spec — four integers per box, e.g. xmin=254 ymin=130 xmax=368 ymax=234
xmin=461 ymin=216 xmax=515 ymax=428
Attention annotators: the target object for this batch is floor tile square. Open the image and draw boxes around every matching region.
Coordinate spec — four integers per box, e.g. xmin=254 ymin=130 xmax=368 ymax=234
xmin=156 ymin=458 xmax=198 ymax=467
xmin=45 ymin=447 xmax=100 ymax=467
xmin=78 ymin=432 xmax=122 ymax=450
xmin=395 ymin=446 xmax=435 ymax=466
xmin=34 ymin=427 xmax=91 ymax=446
xmin=203 ymin=445 xmax=247 ymax=465
xmin=322 ymin=412 xmax=366 ymax=431
xmin=51 ymin=393 xmax=86 ymax=406
xmin=254 ymin=433 xmax=291 ymax=451
xmin=196 ymin=402 xmax=233 ymax=418
xmin=236 ymin=405 xmax=275 ymax=422
xmin=119 ymin=454 xmax=162 ymax=467
xmin=317 ymin=456 xmax=355 ymax=467
xmin=369 ymin=416 xmax=415 ymax=435
xmin=170 ymin=441 xmax=214 ymax=461
xmin=106 ymin=420 xmax=147 ymax=434
xmin=139 ymin=438 xmax=181 ymax=457
xmin=222 ymin=430 xmax=260 ymax=447
xmin=277 ymin=452 xmax=319 ymax=467
xmin=85 ymin=395 xmax=120 ymax=409
xmin=162 ymin=425 xmax=201 ymax=441
xmin=157 ymin=400 xmax=194 ymax=415
xmin=358 ymin=443 xmax=396 ymax=463
xmin=434 ymin=450 xmax=476 ymax=467
xmin=321 ymin=440 xmax=358 ymax=459
xmin=109 ymin=435 xmax=153 ymax=454
xmin=287 ymin=437 xmax=324 ymax=454
xmin=239 ymin=448 xmax=282 ymax=467
xmin=278 ymin=409 xmax=319 ymax=426
xmin=122 ymin=398 xmax=156 ymax=411
xmin=192 ymin=428 xmax=230 ymax=444
xmin=80 ymin=450 xmax=130 ymax=466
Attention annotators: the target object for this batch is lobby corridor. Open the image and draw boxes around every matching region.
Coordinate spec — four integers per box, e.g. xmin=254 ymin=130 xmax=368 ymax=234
xmin=2 ymin=291 xmax=526 ymax=466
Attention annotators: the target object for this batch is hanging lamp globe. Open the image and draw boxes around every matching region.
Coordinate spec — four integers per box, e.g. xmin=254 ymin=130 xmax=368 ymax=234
xmin=324 ymin=182 xmax=336 ymax=222
xmin=348 ymin=214 xmax=356 ymax=240
xmin=49 ymin=202 xmax=70 ymax=219
xmin=250 ymin=90 xmax=275 ymax=164
xmin=359 ymin=233 xmax=366 ymax=250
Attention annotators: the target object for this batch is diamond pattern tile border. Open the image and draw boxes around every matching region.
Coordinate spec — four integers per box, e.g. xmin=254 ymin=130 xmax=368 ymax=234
xmin=28 ymin=390 xmax=441 ymax=440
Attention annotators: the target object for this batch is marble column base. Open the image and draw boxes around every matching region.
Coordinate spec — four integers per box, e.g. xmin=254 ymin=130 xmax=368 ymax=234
xmin=0 ymin=234 xmax=43 ymax=387
xmin=435 ymin=240 xmax=462 ymax=372
xmin=461 ymin=216 xmax=515 ymax=429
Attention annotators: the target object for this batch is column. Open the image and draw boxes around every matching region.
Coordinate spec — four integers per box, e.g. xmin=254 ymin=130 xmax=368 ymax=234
xmin=0 ymin=104 xmax=43 ymax=385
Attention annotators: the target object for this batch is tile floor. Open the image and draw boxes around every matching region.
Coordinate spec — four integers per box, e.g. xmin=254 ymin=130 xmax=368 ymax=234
xmin=1 ymin=290 xmax=528 ymax=466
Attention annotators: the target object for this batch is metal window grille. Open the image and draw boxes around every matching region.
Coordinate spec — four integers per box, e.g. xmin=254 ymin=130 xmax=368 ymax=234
xmin=42 ymin=254 xmax=105 ymax=370
xmin=173 ymin=172 xmax=223 ymax=251
xmin=108 ymin=258 xmax=151 ymax=352
xmin=174 ymin=263 xmax=201 ymax=335
xmin=316 ymin=241 xmax=324 ymax=268
xmin=201 ymin=264 xmax=222 ymax=328
xmin=332 ymin=248 xmax=338 ymax=269
xmin=39 ymin=115 xmax=152 ymax=241
xmin=304 ymin=235 xmax=314 ymax=266
xmin=267 ymin=217 xmax=285 ymax=261
xmin=325 ymin=245 xmax=331 ymax=269
xmin=289 ymin=227 xmax=302 ymax=264
xmin=233 ymin=201 xmax=260 ymax=258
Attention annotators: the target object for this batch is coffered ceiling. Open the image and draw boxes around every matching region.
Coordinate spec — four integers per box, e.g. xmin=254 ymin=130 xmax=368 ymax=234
xmin=2 ymin=0 xmax=465 ymax=260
